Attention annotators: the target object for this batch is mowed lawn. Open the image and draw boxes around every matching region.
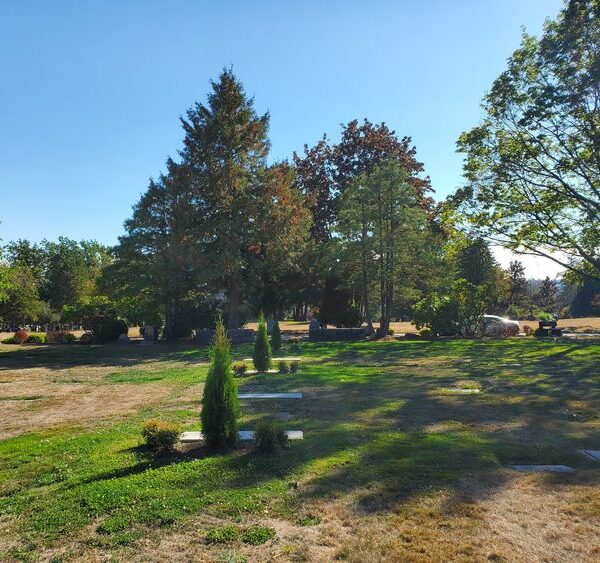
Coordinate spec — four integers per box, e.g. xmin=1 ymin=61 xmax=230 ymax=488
xmin=0 ymin=338 xmax=599 ymax=562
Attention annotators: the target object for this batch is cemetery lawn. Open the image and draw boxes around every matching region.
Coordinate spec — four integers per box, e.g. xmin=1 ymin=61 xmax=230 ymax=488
xmin=1 ymin=338 xmax=599 ymax=561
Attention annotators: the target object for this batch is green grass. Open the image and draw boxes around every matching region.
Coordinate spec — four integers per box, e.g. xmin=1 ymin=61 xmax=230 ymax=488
xmin=1 ymin=337 xmax=599 ymax=559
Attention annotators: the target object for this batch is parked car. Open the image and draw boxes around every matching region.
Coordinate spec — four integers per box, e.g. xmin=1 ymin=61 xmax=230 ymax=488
xmin=482 ymin=315 xmax=520 ymax=336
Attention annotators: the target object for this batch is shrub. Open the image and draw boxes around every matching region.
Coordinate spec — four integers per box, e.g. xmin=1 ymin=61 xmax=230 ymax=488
xmin=79 ymin=332 xmax=93 ymax=345
xmin=93 ymin=318 xmax=129 ymax=343
xmin=46 ymin=330 xmax=77 ymax=344
xmin=1 ymin=337 xmax=16 ymax=344
xmin=204 ymin=526 xmax=240 ymax=544
xmin=523 ymin=325 xmax=532 ymax=336
xmin=26 ymin=333 xmax=46 ymax=344
xmin=201 ymin=318 xmax=239 ymax=449
xmin=289 ymin=360 xmax=299 ymax=373
xmin=141 ymin=419 xmax=180 ymax=453
xmin=254 ymin=421 xmax=288 ymax=453
xmin=252 ymin=313 xmax=272 ymax=372
xmin=278 ymin=360 xmax=289 ymax=374
xmin=232 ymin=361 xmax=247 ymax=377
xmin=241 ymin=526 xmax=276 ymax=545
xmin=502 ymin=324 xmax=520 ymax=337
xmin=13 ymin=331 xmax=28 ymax=344
xmin=271 ymin=319 xmax=282 ymax=352
xmin=387 ymin=328 xmax=394 ymax=336
xmin=537 ymin=311 xmax=553 ymax=321
xmin=287 ymin=336 xmax=300 ymax=345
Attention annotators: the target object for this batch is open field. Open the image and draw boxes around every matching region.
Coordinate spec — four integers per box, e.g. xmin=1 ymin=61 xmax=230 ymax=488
xmin=244 ymin=317 xmax=600 ymax=335
xmin=1 ymin=338 xmax=599 ymax=561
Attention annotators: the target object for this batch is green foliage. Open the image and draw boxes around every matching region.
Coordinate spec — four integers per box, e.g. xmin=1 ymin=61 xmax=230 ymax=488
xmin=204 ymin=526 xmax=240 ymax=544
xmin=454 ymin=0 xmax=600 ymax=279
xmin=25 ymin=333 xmax=46 ymax=344
xmin=61 ymin=296 xmax=128 ymax=343
xmin=289 ymin=360 xmax=299 ymax=373
xmin=252 ymin=313 xmax=272 ymax=372
xmin=253 ymin=421 xmax=289 ymax=454
xmin=240 ymin=526 xmax=276 ymax=545
xmin=1 ymin=336 xmax=16 ymax=344
xmin=141 ymin=419 xmax=180 ymax=454
xmin=201 ymin=318 xmax=239 ymax=449
xmin=232 ymin=361 xmax=247 ymax=377
xmin=97 ymin=514 xmax=130 ymax=535
xmin=317 ymin=277 xmax=362 ymax=328
xmin=0 ymin=265 xmax=44 ymax=326
xmin=271 ymin=319 xmax=281 ymax=352
xmin=537 ymin=311 xmax=552 ymax=322
xmin=413 ymin=279 xmax=487 ymax=337
xmin=278 ymin=360 xmax=289 ymax=374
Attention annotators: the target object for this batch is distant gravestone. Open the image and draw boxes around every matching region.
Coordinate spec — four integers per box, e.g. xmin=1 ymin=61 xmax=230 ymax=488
xmin=142 ymin=325 xmax=157 ymax=345
xmin=118 ymin=333 xmax=130 ymax=345
xmin=510 ymin=465 xmax=575 ymax=473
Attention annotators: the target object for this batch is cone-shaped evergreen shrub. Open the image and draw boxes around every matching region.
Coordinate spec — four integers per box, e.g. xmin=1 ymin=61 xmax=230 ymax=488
xmin=201 ymin=319 xmax=239 ymax=449
xmin=271 ymin=319 xmax=282 ymax=352
xmin=253 ymin=313 xmax=272 ymax=372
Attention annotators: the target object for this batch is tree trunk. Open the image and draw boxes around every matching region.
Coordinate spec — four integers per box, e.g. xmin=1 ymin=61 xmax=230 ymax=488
xmin=227 ymin=282 xmax=240 ymax=329
xmin=164 ymin=295 xmax=174 ymax=340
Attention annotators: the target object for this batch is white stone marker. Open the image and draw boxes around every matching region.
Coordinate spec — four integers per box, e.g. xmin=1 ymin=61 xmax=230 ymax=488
xmin=447 ymin=388 xmax=481 ymax=394
xmin=238 ymin=392 xmax=302 ymax=399
xmin=580 ymin=450 xmax=600 ymax=462
xmin=180 ymin=430 xmax=303 ymax=443
xmin=244 ymin=369 xmax=279 ymax=375
xmin=510 ymin=465 xmax=575 ymax=473
xmin=243 ymin=357 xmax=301 ymax=362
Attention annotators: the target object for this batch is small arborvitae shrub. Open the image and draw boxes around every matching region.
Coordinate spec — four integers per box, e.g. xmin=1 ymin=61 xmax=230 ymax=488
xmin=201 ymin=318 xmax=239 ymax=450
xmin=271 ymin=319 xmax=281 ymax=352
xmin=232 ymin=361 xmax=247 ymax=377
xmin=79 ymin=332 xmax=93 ymax=345
xmin=241 ymin=526 xmax=276 ymax=545
xmin=26 ymin=333 xmax=46 ymax=344
xmin=13 ymin=331 xmax=28 ymax=344
xmin=204 ymin=526 xmax=240 ymax=544
xmin=142 ymin=419 xmax=180 ymax=453
xmin=289 ymin=360 xmax=300 ymax=373
xmin=254 ymin=421 xmax=289 ymax=453
xmin=278 ymin=360 xmax=289 ymax=374
xmin=252 ymin=313 xmax=272 ymax=372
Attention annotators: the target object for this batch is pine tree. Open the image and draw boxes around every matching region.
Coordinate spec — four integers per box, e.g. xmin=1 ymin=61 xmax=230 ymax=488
xmin=271 ymin=318 xmax=281 ymax=353
xmin=253 ymin=312 xmax=272 ymax=372
xmin=201 ymin=317 xmax=239 ymax=449
xmin=536 ymin=277 xmax=559 ymax=314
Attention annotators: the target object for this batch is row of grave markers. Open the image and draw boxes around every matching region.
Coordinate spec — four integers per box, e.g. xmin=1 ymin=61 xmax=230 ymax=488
xmin=180 ymin=359 xmax=304 ymax=444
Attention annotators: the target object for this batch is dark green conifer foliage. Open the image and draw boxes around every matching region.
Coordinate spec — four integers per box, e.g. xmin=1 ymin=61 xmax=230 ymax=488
xmin=271 ymin=318 xmax=282 ymax=353
xmin=253 ymin=313 xmax=272 ymax=372
xmin=201 ymin=318 xmax=239 ymax=449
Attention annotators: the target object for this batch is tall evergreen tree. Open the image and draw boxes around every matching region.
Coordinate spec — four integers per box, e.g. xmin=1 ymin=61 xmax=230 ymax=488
xmin=536 ymin=277 xmax=560 ymax=314
xmin=180 ymin=69 xmax=270 ymax=329
xmin=201 ymin=317 xmax=239 ymax=449
xmin=507 ymin=260 xmax=528 ymax=307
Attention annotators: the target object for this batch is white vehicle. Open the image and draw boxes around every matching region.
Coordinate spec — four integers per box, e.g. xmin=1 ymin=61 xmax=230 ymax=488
xmin=482 ymin=315 xmax=520 ymax=336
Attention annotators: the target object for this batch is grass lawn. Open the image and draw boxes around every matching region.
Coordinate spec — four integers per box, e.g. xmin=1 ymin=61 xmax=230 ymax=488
xmin=0 ymin=337 xmax=599 ymax=561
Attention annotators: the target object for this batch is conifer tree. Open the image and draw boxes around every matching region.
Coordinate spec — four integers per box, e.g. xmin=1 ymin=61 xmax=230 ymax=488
xmin=201 ymin=317 xmax=239 ymax=449
xmin=271 ymin=318 xmax=281 ymax=353
xmin=253 ymin=312 xmax=272 ymax=372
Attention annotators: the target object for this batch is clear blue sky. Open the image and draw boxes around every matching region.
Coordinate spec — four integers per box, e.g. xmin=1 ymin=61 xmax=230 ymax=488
xmin=1 ymin=0 xmax=564 ymax=251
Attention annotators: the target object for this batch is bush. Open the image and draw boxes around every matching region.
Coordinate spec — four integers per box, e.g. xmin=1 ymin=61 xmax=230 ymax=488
xmin=387 ymin=328 xmax=394 ymax=336
xmin=93 ymin=318 xmax=128 ymax=343
xmin=141 ymin=419 xmax=180 ymax=453
xmin=46 ymin=330 xmax=77 ymax=344
xmin=523 ymin=325 xmax=532 ymax=336
xmin=204 ymin=526 xmax=240 ymax=544
xmin=278 ymin=360 xmax=289 ymax=374
xmin=254 ymin=421 xmax=289 ymax=453
xmin=241 ymin=526 xmax=276 ymax=545
xmin=252 ymin=313 xmax=272 ymax=372
xmin=537 ymin=311 xmax=553 ymax=321
xmin=201 ymin=318 xmax=239 ymax=449
xmin=232 ymin=361 xmax=247 ymax=377
xmin=271 ymin=319 xmax=281 ymax=352
xmin=1 ymin=337 xmax=16 ymax=344
xmin=13 ymin=331 xmax=29 ymax=344
xmin=79 ymin=332 xmax=93 ymax=345
xmin=289 ymin=360 xmax=299 ymax=373
xmin=287 ymin=336 xmax=300 ymax=345
xmin=26 ymin=333 xmax=46 ymax=344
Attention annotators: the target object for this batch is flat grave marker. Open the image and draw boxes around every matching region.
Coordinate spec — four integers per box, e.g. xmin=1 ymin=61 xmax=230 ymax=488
xmin=510 ymin=464 xmax=575 ymax=473
xmin=580 ymin=450 xmax=600 ymax=462
xmin=180 ymin=430 xmax=303 ymax=443
xmin=238 ymin=392 xmax=302 ymax=399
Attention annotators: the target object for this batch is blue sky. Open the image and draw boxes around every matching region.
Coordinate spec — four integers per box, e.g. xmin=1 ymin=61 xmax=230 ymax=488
xmin=0 ymin=0 xmax=564 ymax=274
